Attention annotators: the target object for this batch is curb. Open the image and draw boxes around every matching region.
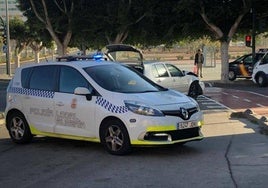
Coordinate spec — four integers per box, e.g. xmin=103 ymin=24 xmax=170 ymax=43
xmin=231 ymin=109 xmax=268 ymax=135
xmin=0 ymin=112 xmax=4 ymax=126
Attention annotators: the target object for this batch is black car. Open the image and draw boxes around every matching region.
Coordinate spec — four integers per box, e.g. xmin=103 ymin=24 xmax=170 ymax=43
xmin=228 ymin=52 xmax=265 ymax=81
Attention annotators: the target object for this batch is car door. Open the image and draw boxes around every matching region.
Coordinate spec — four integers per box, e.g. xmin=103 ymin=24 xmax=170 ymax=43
xmin=165 ymin=64 xmax=189 ymax=93
xmin=150 ymin=63 xmax=174 ymax=89
xmin=22 ymin=65 xmax=57 ymax=133
xmin=241 ymin=55 xmax=253 ymax=76
xmin=53 ymin=65 xmax=96 ymax=137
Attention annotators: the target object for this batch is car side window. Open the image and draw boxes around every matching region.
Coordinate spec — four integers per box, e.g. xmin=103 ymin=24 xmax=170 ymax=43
xmin=29 ymin=66 xmax=56 ymax=91
xmin=166 ymin=64 xmax=183 ymax=77
xmin=21 ymin=67 xmax=32 ymax=88
xmin=152 ymin=64 xmax=169 ymax=78
xmin=243 ymin=56 xmax=253 ymax=65
xmin=260 ymin=55 xmax=268 ymax=65
xmin=59 ymin=66 xmax=89 ymax=93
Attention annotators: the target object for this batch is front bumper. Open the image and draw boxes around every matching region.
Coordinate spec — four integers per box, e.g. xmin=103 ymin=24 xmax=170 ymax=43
xmin=128 ymin=118 xmax=204 ymax=146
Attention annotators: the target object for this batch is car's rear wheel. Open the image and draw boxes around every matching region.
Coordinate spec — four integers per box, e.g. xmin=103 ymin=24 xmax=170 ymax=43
xmin=7 ymin=112 xmax=33 ymax=144
xmin=100 ymin=119 xmax=131 ymax=155
xmin=256 ymin=73 xmax=267 ymax=87
xmin=188 ymin=82 xmax=199 ymax=99
xmin=228 ymin=71 xmax=236 ymax=81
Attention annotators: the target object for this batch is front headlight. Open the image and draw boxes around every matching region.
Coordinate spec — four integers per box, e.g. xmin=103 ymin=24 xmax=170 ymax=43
xmin=124 ymin=101 xmax=164 ymax=116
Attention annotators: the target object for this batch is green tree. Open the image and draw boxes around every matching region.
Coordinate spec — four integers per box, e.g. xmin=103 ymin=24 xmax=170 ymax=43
xmin=70 ymin=0 xmax=150 ymax=50
xmin=9 ymin=17 xmax=32 ymax=67
xmin=176 ymin=0 xmax=251 ymax=82
xmin=18 ymin=0 xmax=76 ymax=56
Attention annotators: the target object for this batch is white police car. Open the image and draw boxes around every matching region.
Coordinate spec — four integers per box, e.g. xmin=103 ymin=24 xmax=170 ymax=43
xmin=5 ymin=60 xmax=204 ymax=155
xmin=252 ymin=50 xmax=268 ymax=87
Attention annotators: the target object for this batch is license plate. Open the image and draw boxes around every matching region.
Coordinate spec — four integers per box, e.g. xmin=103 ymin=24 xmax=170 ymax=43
xmin=177 ymin=121 xmax=197 ymax=130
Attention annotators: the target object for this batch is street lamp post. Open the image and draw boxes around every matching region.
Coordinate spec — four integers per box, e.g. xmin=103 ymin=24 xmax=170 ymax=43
xmin=251 ymin=6 xmax=256 ymax=61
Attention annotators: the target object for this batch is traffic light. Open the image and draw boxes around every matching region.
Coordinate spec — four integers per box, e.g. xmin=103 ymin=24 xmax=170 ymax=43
xmin=245 ymin=35 xmax=251 ymax=47
xmin=2 ymin=33 xmax=6 ymax=45
xmin=1 ymin=27 xmax=7 ymax=45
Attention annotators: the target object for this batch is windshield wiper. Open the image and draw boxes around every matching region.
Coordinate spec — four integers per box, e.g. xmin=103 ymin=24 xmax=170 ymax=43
xmin=140 ymin=90 xmax=159 ymax=93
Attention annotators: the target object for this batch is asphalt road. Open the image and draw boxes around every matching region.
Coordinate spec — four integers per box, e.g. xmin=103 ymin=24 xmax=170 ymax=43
xmin=1 ymin=109 xmax=268 ymax=188
xmin=212 ymin=78 xmax=268 ymax=96
xmin=1 ymin=78 xmax=268 ymax=187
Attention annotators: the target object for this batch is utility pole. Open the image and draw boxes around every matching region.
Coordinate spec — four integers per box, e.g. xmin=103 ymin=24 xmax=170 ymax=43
xmin=5 ymin=0 xmax=11 ymax=75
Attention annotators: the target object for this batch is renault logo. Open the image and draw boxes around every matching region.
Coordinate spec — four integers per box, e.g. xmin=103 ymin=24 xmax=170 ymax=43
xmin=180 ymin=108 xmax=189 ymax=119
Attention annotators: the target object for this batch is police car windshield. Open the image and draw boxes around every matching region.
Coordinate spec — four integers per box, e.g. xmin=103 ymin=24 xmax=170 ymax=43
xmin=84 ymin=64 xmax=163 ymax=93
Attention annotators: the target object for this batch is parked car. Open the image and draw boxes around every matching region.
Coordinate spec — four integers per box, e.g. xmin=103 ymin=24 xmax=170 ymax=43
xmin=228 ymin=50 xmax=266 ymax=81
xmin=5 ymin=60 xmax=204 ymax=155
xmin=105 ymin=44 xmax=204 ymax=99
xmin=252 ymin=51 xmax=268 ymax=87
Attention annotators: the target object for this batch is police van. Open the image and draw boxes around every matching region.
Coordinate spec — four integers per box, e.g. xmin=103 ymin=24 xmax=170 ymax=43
xmin=5 ymin=59 xmax=204 ymax=155
xmin=252 ymin=49 xmax=268 ymax=87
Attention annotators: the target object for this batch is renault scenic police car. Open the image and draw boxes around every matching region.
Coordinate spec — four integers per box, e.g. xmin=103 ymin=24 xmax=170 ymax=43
xmin=5 ymin=60 xmax=203 ymax=155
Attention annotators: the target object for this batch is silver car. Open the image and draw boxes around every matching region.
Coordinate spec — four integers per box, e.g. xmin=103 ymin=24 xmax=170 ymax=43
xmin=106 ymin=44 xmax=204 ymax=99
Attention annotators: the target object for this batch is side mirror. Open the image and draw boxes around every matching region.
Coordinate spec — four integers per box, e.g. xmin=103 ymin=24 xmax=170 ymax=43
xmin=74 ymin=87 xmax=93 ymax=100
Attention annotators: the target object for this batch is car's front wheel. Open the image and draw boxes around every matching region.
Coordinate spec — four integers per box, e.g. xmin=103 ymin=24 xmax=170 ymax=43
xmin=228 ymin=71 xmax=236 ymax=81
xmin=256 ymin=73 xmax=267 ymax=87
xmin=100 ymin=119 xmax=131 ymax=155
xmin=7 ymin=112 xmax=33 ymax=144
xmin=188 ymin=82 xmax=199 ymax=99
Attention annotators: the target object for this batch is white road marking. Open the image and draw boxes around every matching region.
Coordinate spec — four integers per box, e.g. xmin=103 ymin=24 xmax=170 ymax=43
xmin=206 ymin=106 xmax=227 ymax=109
xmin=256 ymin=103 xmax=265 ymax=107
xmin=248 ymin=91 xmax=268 ymax=98
xmin=243 ymin=99 xmax=251 ymax=102
xmin=201 ymin=102 xmax=217 ymax=105
xmin=232 ymin=95 xmax=239 ymax=99
xmin=200 ymin=95 xmax=234 ymax=111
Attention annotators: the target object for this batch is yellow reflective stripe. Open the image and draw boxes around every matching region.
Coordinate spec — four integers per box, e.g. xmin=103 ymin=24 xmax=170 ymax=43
xmin=29 ymin=125 xmax=100 ymax=143
xmin=146 ymin=125 xmax=177 ymax=132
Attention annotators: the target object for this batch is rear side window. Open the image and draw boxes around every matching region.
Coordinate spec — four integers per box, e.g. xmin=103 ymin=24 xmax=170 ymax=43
xmin=21 ymin=67 xmax=32 ymax=88
xmin=29 ymin=66 xmax=57 ymax=91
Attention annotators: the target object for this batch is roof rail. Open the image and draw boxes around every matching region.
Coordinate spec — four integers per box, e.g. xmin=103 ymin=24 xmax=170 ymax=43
xmin=56 ymin=55 xmax=94 ymax=62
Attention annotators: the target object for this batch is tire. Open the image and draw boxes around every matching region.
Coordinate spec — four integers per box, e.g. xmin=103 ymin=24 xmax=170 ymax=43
xmin=228 ymin=71 xmax=236 ymax=81
xmin=188 ymin=82 xmax=199 ymax=99
xmin=100 ymin=119 xmax=131 ymax=155
xmin=7 ymin=112 xmax=33 ymax=144
xmin=256 ymin=73 xmax=267 ymax=87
